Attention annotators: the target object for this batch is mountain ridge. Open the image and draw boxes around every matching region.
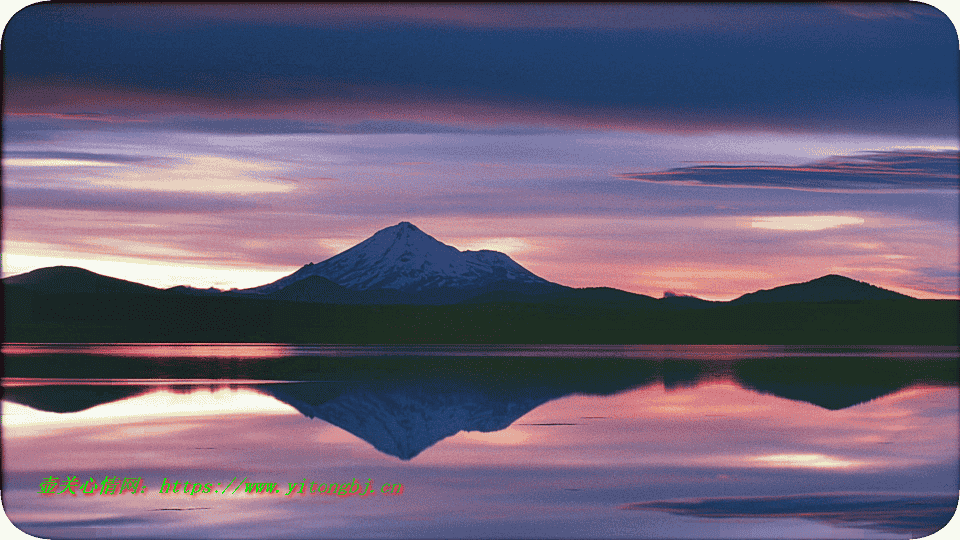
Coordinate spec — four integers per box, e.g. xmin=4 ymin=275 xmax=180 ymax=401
xmin=2 ymin=223 xmax=925 ymax=305
xmin=5 ymin=264 xmax=917 ymax=306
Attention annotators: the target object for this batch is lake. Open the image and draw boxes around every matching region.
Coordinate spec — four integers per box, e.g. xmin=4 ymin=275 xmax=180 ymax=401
xmin=2 ymin=344 xmax=958 ymax=539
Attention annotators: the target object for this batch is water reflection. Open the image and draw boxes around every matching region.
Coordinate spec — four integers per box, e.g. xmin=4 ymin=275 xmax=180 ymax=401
xmin=4 ymin=352 xmax=956 ymax=459
xmin=2 ymin=346 xmax=957 ymax=539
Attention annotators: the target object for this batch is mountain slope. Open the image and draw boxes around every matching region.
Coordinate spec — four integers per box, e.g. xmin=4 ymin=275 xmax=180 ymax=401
xmin=3 ymin=266 xmax=161 ymax=295
xmin=164 ymin=285 xmax=223 ymax=296
xmin=730 ymin=274 xmax=913 ymax=304
xmin=245 ymin=222 xmax=551 ymax=296
xmin=659 ymin=293 xmax=718 ymax=310
xmin=269 ymin=275 xmax=376 ymax=304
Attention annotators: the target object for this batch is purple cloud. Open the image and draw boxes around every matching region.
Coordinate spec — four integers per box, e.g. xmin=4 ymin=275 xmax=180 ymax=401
xmin=622 ymin=150 xmax=959 ymax=192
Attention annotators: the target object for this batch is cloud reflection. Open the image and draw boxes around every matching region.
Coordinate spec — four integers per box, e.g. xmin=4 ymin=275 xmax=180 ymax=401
xmin=623 ymin=492 xmax=958 ymax=536
xmin=4 ymin=350 xmax=956 ymax=465
xmin=2 ymin=362 xmax=956 ymax=538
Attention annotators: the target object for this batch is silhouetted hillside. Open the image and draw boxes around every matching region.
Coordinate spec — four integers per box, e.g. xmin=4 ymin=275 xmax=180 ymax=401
xmin=163 ymin=285 xmax=222 ymax=296
xmin=269 ymin=275 xmax=369 ymax=304
xmin=5 ymin=266 xmax=955 ymax=344
xmin=659 ymin=294 xmax=718 ymax=310
xmin=3 ymin=287 xmax=956 ymax=344
xmin=731 ymin=274 xmax=912 ymax=304
xmin=5 ymin=266 xmax=161 ymax=295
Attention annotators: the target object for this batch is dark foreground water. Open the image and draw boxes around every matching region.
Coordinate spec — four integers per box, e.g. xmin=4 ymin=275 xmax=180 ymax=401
xmin=2 ymin=344 xmax=958 ymax=539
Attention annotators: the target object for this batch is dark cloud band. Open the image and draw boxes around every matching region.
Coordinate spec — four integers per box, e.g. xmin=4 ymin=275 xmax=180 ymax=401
xmin=622 ymin=150 xmax=960 ymax=192
xmin=4 ymin=151 xmax=155 ymax=164
xmin=4 ymin=4 xmax=957 ymax=136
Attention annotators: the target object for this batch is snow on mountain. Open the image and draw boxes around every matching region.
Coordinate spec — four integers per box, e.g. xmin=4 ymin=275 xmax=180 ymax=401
xmin=245 ymin=222 xmax=550 ymax=295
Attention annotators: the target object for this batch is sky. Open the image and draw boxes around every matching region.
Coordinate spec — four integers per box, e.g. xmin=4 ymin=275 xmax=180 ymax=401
xmin=2 ymin=3 xmax=958 ymax=300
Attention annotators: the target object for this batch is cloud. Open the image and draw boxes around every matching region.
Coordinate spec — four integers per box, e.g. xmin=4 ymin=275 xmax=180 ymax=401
xmin=751 ymin=215 xmax=864 ymax=231
xmin=623 ymin=492 xmax=958 ymax=535
xmin=916 ymin=267 xmax=960 ymax=280
xmin=622 ymin=150 xmax=960 ymax=192
xmin=3 ymin=187 xmax=262 ymax=213
xmin=150 ymin=118 xmax=559 ymax=136
xmin=3 ymin=151 xmax=158 ymax=166
xmin=15 ymin=4 xmax=950 ymax=33
xmin=87 ymin=155 xmax=295 ymax=194
xmin=4 ymin=5 xmax=957 ymax=136
xmin=17 ymin=517 xmax=152 ymax=528
xmin=830 ymin=3 xmax=948 ymax=20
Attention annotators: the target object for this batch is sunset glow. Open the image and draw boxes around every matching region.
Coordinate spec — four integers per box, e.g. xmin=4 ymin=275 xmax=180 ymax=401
xmin=751 ymin=215 xmax=866 ymax=231
xmin=1 ymin=3 xmax=957 ymax=299
xmin=752 ymin=453 xmax=860 ymax=469
xmin=3 ymin=7 xmax=959 ymax=540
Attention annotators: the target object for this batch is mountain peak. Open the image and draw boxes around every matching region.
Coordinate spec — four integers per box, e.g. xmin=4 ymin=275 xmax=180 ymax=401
xmin=379 ymin=221 xmax=422 ymax=234
xmin=810 ymin=274 xmax=857 ymax=284
xmin=244 ymin=222 xmax=551 ymax=295
xmin=370 ymin=221 xmax=434 ymax=244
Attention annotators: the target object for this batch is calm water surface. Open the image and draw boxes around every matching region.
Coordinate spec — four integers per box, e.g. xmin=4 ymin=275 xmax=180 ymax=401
xmin=2 ymin=344 xmax=958 ymax=539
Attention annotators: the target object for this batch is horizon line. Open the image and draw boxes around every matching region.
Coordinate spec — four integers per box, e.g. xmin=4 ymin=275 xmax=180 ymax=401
xmin=4 ymin=262 xmax=956 ymax=302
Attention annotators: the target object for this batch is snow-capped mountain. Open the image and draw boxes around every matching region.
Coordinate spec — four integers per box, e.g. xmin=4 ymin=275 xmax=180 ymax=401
xmin=245 ymin=222 xmax=551 ymax=295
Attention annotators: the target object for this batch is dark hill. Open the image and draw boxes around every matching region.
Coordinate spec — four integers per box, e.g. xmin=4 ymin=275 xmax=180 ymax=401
xmin=269 ymin=275 xmax=369 ymax=304
xmin=461 ymin=284 xmax=659 ymax=308
xmin=730 ymin=274 xmax=913 ymax=304
xmin=659 ymin=294 xmax=718 ymax=310
xmin=458 ymin=280 xmax=572 ymax=304
xmin=568 ymin=287 xmax=659 ymax=306
xmin=163 ymin=285 xmax=222 ymax=296
xmin=3 ymin=266 xmax=161 ymax=295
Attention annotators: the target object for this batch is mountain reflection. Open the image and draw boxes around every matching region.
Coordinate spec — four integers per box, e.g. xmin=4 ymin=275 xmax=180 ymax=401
xmin=731 ymin=356 xmax=957 ymax=410
xmin=4 ymin=355 xmax=956 ymax=460
xmin=254 ymin=381 xmax=558 ymax=459
xmin=2 ymin=384 xmax=152 ymax=414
